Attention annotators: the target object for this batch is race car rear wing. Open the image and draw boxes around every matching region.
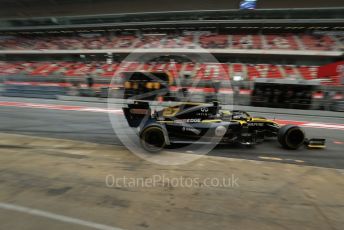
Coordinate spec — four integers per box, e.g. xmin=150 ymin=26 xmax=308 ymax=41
xmin=122 ymin=101 xmax=151 ymax=127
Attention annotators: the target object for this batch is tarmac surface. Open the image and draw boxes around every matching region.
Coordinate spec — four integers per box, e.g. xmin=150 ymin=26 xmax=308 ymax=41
xmin=0 ymin=96 xmax=343 ymax=169
xmin=0 ymin=132 xmax=343 ymax=230
xmin=0 ymin=96 xmax=344 ymax=229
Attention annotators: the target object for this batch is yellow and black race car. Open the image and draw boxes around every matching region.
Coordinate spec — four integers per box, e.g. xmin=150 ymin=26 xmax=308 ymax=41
xmin=123 ymin=101 xmax=325 ymax=152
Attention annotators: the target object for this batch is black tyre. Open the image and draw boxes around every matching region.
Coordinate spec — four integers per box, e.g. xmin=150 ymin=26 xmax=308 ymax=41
xmin=140 ymin=126 xmax=166 ymax=152
xmin=278 ymin=125 xmax=305 ymax=150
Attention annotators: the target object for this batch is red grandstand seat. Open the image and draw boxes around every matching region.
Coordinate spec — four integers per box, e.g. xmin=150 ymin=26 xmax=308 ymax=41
xmin=265 ymin=34 xmax=298 ymax=50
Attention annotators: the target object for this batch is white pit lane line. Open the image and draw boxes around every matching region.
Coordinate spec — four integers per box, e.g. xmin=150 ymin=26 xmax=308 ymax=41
xmin=0 ymin=202 xmax=123 ymax=230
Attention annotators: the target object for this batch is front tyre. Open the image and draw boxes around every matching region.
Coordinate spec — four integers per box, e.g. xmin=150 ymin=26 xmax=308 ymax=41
xmin=278 ymin=125 xmax=305 ymax=150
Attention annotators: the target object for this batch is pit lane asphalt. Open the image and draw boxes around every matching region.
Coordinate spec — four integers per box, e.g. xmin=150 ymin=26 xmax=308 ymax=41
xmin=0 ymin=97 xmax=343 ymax=169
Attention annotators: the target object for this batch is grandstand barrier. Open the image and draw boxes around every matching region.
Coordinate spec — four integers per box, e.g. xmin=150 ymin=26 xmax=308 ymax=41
xmin=1 ymin=75 xmax=342 ymax=111
xmin=52 ymin=97 xmax=344 ymax=118
xmin=0 ymin=49 xmax=341 ymax=57
xmin=189 ymin=93 xmax=206 ymax=103
xmin=99 ymin=87 xmax=110 ymax=98
xmin=79 ymin=88 xmax=97 ymax=97
xmin=58 ymin=95 xmax=108 ymax=103
xmin=217 ymin=93 xmax=233 ymax=105
xmin=331 ymin=101 xmax=344 ymax=112
xmin=2 ymin=82 xmax=341 ymax=111
xmin=2 ymin=84 xmax=68 ymax=99
xmin=251 ymin=78 xmax=323 ymax=109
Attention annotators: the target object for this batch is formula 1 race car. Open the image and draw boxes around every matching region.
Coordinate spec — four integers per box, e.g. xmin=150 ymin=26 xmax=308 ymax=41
xmin=122 ymin=101 xmax=325 ymax=152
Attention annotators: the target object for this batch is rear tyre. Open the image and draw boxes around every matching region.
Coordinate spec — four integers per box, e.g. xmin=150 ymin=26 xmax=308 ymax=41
xmin=140 ymin=126 xmax=166 ymax=153
xmin=278 ymin=125 xmax=305 ymax=150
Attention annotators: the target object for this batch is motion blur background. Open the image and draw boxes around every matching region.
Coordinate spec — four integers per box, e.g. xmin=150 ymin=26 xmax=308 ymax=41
xmin=0 ymin=2 xmax=344 ymax=230
xmin=0 ymin=0 xmax=343 ymax=109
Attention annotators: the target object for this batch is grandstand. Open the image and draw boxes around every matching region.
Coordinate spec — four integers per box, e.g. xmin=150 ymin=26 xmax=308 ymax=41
xmin=0 ymin=32 xmax=342 ymax=51
xmin=0 ymin=1 xmax=343 ymax=109
xmin=0 ymin=61 xmax=321 ymax=81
